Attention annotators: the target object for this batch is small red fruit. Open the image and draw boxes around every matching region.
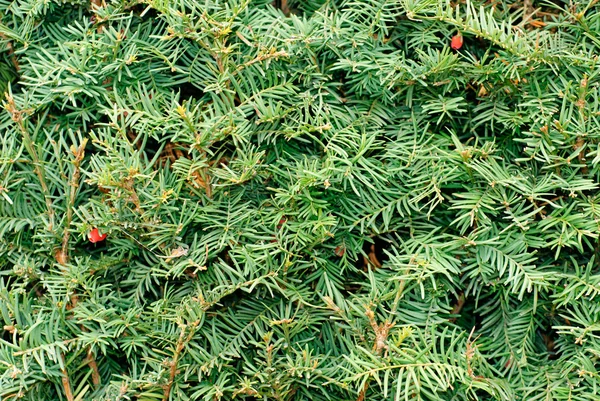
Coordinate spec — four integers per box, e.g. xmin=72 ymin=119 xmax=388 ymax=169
xmin=89 ymin=228 xmax=107 ymax=243
xmin=451 ymin=32 xmax=463 ymax=50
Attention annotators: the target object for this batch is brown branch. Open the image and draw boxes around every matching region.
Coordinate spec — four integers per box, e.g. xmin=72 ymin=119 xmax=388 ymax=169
xmin=356 ymin=381 xmax=369 ymax=401
xmin=163 ymin=327 xmax=186 ymax=400
xmin=238 ymin=49 xmax=289 ymax=71
xmin=66 ymin=292 xmax=102 ymax=388
xmin=465 ymin=326 xmax=482 ymax=379
xmin=360 ymin=244 xmax=383 ymax=272
xmin=57 ymin=139 xmax=87 ymax=265
xmin=574 ymin=136 xmax=589 ymax=175
xmin=368 ymin=244 xmax=382 ymax=269
xmin=0 ymin=33 xmax=19 ymax=72
xmin=159 ymin=142 xmax=212 ymax=198
xmin=87 ymin=349 xmax=101 ymax=386
xmin=273 ymin=0 xmax=291 ymax=16
xmin=356 ymin=306 xmax=394 ymax=401
xmin=123 ymin=177 xmax=142 ymax=212
xmin=522 ymin=0 xmax=534 ymax=24
xmin=60 ymin=355 xmax=74 ymax=401
xmin=4 ymin=94 xmax=54 ymax=231
xmin=126 ymin=128 xmax=142 ymax=151
xmin=449 ymin=292 xmax=465 ymax=323
xmin=163 ymin=322 xmax=199 ymax=401
xmin=365 ymin=306 xmax=394 ymax=354
xmin=90 ymin=0 xmax=106 ymax=33
xmin=173 ymin=146 xmax=212 ymax=198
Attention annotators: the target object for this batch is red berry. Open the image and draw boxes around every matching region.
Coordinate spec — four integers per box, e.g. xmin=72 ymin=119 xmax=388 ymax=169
xmin=451 ymin=33 xmax=463 ymax=50
xmin=89 ymin=228 xmax=107 ymax=243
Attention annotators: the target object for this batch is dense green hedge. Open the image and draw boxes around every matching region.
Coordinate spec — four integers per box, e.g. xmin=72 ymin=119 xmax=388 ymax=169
xmin=2 ymin=0 xmax=600 ymax=400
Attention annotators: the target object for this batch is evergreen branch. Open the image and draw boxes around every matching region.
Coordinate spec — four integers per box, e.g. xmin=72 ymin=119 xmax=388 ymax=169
xmin=3 ymin=94 xmax=55 ymax=232
xmin=163 ymin=321 xmax=199 ymax=401
xmin=60 ymin=354 xmax=74 ymax=401
xmin=85 ymin=348 xmax=101 ymax=387
xmin=2 ymin=1 xmax=600 ymax=399
xmin=58 ymin=139 xmax=87 ymax=265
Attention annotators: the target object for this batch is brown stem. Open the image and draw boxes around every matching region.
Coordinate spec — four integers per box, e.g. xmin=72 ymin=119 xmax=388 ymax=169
xmin=168 ymin=143 xmax=212 ymax=198
xmin=522 ymin=0 xmax=533 ymax=23
xmin=163 ymin=322 xmax=199 ymax=401
xmin=0 ymin=33 xmax=19 ymax=72
xmin=449 ymin=292 xmax=466 ymax=323
xmin=368 ymin=244 xmax=382 ymax=269
xmin=365 ymin=306 xmax=394 ymax=354
xmin=67 ymin=291 xmax=102 ymax=388
xmin=465 ymin=326 xmax=482 ymax=379
xmin=163 ymin=327 xmax=186 ymax=400
xmin=60 ymin=356 xmax=74 ymax=401
xmin=575 ymin=136 xmax=589 ymax=175
xmin=58 ymin=139 xmax=87 ymax=264
xmin=238 ymin=50 xmax=289 ymax=71
xmin=356 ymin=306 xmax=394 ymax=401
xmin=356 ymin=381 xmax=370 ymax=401
xmin=87 ymin=349 xmax=101 ymax=386
xmin=273 ymin=0 xmax=290 ymax=16
xmin=4 ymin=95 xmax=55 ymax=231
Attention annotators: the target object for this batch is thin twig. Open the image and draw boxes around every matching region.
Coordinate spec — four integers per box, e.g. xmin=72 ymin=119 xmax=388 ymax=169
xmin=449 ymin=292 xmax=466 ymax=323
xmin=367 ymin=244 xmax=382 ymax=269
xmin=13 ymin=338 xmax=78 ymax=357
xmin=67 ymin=291 xmax=102 ymax=387
xmin=163 ymin=326 xmax=186 ymax=401
xmin=160 ymin=142 xmax=212 ymax=198
xmin=58 ymin=139 xmax=87 ymax=264
xmin=0 ymin=33 xmax=19 ymax=72
xmin=357 ymin=305 xmax=395 ymax=401
xmin=163 ymin=321 xmax=199 ymax=401
xmin=4 ymin=94 xmax=55 ymax=231
xmin=466 ymin=326 xmax=482 ymax=379
xmin=356 ymin=381 xmax=369 ymax=401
